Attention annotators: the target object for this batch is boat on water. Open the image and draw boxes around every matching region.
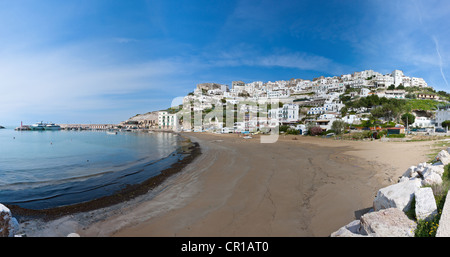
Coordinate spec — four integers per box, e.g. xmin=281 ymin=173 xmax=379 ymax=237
xmin=45 ymin=123 xmax=61 ymax=130
xmin=30 ymin=122 xmax=46 ymax=130
xmin=29 ymin=122 xmax=61 ymax=131
xmin=0 ymin=125 xmax=5 ymax=129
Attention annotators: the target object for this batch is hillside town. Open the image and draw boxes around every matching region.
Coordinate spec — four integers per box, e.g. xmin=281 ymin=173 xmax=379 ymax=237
xmin=120 ymin=69 xmax=450 ymax=137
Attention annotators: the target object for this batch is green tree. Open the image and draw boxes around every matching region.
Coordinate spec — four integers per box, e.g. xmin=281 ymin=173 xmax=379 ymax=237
xmin=370 ymin=106 xmax=384 ymax=119
xmin=382 ymin=103 xmax=401 ymax=121
xmin=279 ymin=125 xmax=290 ymax=133
xmin=331 ymin=120 xmax=347 ymax=135
xmin=340 ymin=106 xmax=348 ymax=117
xmin=405 ymin=93 xmax=416 ymax=99
xmin=401 ymin=113 xmax=415 ymax=126
xmin=442 ymin=120 xmax=450 ymax=129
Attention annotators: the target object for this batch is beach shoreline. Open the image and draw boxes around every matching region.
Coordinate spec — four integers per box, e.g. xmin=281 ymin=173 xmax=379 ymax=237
xmin=15 ymin=132 xmax=435 ymax=236
xmin=8 ymin=134 xmax=201 ymax=223
xmin=83 ymin=133 xmax=433 ymax=237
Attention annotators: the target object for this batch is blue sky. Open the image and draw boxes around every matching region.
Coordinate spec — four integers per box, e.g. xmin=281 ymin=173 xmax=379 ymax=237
xmin=1 ymin=0 xmax=450 ymax=125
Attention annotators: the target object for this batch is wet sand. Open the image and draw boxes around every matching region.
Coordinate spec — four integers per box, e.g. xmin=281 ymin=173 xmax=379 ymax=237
xmin=78 ymin=133 xmax=432 ymax=237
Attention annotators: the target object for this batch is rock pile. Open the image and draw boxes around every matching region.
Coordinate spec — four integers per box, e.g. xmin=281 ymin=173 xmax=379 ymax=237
xmin=332 ymin=147 xmax=450 ymax=237
xmin=331 ymin=208 xmax=416 ymax=237
xmin=0 ymin=204 xmax=19 ymax=237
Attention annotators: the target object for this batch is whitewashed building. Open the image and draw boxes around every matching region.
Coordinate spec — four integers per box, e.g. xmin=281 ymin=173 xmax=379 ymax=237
xmin=342 ymin=115 xmax=362 ymax=125
xmin=267 ymin=90 xmax=290 ymax=99
xmin=384 ymin=90 xmax=406 ymax=99
xmin=411 ymin=116 xmax=435 ymax=128
xmin=158 ymin=111 xmax=179 ymax=131
xmin=392 ymin=70 xmax=404 ymax=87
xmin=308 ymin=106 xmax=328 ymax=115
xmin=269 ymin=104 xmax=299 ymax=124
xmin=411 ymin=77 xmax=428 ymax=88
xmin=360 ymin=88 xmax=371 ymax=97
xmin=324 ymin=100 xmax=345 ymax=112
xmin=435 ymin=108 xmax=450 ymax=128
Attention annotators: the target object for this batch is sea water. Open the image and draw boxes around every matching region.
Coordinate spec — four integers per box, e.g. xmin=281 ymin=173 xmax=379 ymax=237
xmin=0 ymin=128 xmax=181 ymax=209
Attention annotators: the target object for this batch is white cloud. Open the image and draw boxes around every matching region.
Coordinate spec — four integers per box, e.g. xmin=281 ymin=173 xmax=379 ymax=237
xmin=0 ymin=42 xmax=193 ymax=124
xmin=255 ymin=53 xmax=331 ymax=71
xmin=203 ymin=45 xmax=352 ymax=76
xmin=432 ymin=36 xmax=449 ymax=87
xmin=340 ymin=0 xmax=450 ymax=90
xmin=113 ymin=37 xmax=139 ymax=44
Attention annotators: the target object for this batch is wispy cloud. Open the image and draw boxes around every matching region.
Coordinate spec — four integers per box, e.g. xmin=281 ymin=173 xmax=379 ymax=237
xmin=3 ymin=0 xmax=450 ymax=125
xmin=203 ymin=45 xmax=353 ymax=77
xmin=113 ymin=37 xmax=139 ymax=44
xmin=432 ymin=36 xmax=449 ymax=87
xmin=339 ymin=0 xmax=450 ymax=89
xmin=409 ymin=0 xmax=450 ymax=89
xmin=0 ymin=43 xmax=193 ymax=124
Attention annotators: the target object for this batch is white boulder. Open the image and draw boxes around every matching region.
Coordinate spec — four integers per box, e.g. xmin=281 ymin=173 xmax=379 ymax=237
xmin=330 ymin=220 xmax=367 ymax=237
xmin=373 ymin=179 xmax=422 ymax=212
xmin=417 ymin=162 xmax=429 ymax=170
xmin=422 ymin=172 xmax=443 ymax=186
xmin=402 ymin=166 xmax=417 ymax=178
xmin=359 ymin=208 xmax=416 ymax=237
xmin=398 ymin=176 xmax=410 ymax=183
xmin=0 ymin=204 xmax=18 ymax=237
xmin=415 ymin=187 xmax=438 ymax=221
xmin=435 ymin=150 xmax=450 ymax=165
xmin=421 ymin=164 xmax=445 ymax=186
xmin=437 ymin=191 xmax=450 ymax=237
xmin=426 ymin=164 xmax=445 ymax=176
xmin=415 ymin=162 xmax=430 ymax=176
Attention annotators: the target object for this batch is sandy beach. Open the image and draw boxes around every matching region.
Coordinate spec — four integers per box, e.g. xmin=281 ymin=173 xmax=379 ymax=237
xmin=68 ymin=133 xmax=433 ymax=237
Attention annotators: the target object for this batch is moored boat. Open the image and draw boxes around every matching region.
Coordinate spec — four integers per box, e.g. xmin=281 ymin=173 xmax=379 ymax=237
xmin=30 ymin=122 xmax=46 ymax=130
xmin=28 ymin=122 xmax=61 ymax=131
xmin=44 ymin=123 xmax=61 ymax=131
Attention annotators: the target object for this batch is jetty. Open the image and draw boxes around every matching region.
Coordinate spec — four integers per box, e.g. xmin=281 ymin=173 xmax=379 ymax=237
xmin=59 ymin=124 xmax=117 ymax=131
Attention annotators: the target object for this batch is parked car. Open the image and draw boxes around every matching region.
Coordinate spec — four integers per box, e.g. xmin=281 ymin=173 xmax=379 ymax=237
xmin=435 ymin=128 xmax=446 ymax=133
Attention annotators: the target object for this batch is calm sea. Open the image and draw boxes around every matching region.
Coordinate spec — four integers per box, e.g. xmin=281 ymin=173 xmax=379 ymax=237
xmin=0 ymin=128 xmax=181 ymax=209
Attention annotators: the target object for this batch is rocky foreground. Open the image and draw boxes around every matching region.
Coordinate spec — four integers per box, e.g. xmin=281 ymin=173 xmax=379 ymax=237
xmin=332 ymin=147 xmax=450 ymax=237
xmin=0 ymin=204 xmax=19 ymax=237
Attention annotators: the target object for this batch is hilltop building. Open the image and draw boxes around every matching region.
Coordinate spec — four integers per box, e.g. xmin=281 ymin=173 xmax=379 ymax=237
xmin=124 ymin=69 xmax=441 ymax=133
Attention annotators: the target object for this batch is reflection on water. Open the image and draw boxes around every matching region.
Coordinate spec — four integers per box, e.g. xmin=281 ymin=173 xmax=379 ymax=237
xmin=0 ymin=129 xmax=181 ymax=209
